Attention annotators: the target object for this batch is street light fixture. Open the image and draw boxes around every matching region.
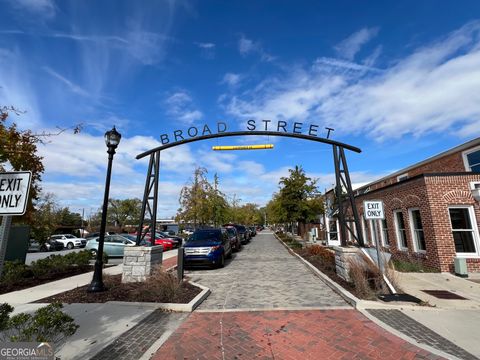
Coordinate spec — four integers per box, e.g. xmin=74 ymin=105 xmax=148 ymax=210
xmin=87 ymin=126 xmax=121 ymax=293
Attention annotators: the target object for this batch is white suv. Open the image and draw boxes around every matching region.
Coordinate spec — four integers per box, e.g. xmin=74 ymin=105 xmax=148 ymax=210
xmin=49 ymin=234 xmax=87 ymax=249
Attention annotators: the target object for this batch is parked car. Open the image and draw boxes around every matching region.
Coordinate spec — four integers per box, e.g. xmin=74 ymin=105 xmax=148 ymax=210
xmin=44 ymin=239 xmax=65 ymax=251
xmin=182 ymin=227 xmax=194 ymax=236
xmin=85 ymin=231 xmax=115 ymax=239
xmin=184 ymin=228 xmax=232 ymax=268
xmin=224 ymin=226 xmax=241 ymax=252
xmin=223 ymin=223 xmax=249 ymax=244
xmin=49 ymin=234 xmax=87 ymax=249
xmin=86 ymin=234 xmax=137 ymax=257
xmin=130 ymin=232 xmax=175 ymax=251
xmin=158 ymin=231 xmax=183 ymax=248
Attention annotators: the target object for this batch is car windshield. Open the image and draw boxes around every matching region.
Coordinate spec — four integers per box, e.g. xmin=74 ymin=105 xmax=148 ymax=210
xmin=237 ymin=226 xmax=246 ymax=232
xmin=64 ymin=235 xmax=75 ymax=239
xmin=189 ymin=230 xmax=221 ymax=242
xmin=226 ymin=228 xmax=235 ymax=236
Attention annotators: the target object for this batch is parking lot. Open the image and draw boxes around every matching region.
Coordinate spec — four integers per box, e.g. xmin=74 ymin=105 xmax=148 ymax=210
xmin=185 ymin=230 xmax=349 ymax=310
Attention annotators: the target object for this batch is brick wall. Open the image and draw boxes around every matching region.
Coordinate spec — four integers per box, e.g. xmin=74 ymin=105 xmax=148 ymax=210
xmin=363 ymin=150 xmax=468 ymax=192
xmin=350 ymin=174 xmax=480 ymax=273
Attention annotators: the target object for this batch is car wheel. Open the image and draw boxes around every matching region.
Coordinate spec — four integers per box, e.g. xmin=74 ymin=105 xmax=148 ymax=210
xmin=218 ymin=253 xmax=225 ymax=268
xmin=66 ymin=242 xmax=74 ymax=250
xmin=226 ymin=248 xmax=232 ymax=259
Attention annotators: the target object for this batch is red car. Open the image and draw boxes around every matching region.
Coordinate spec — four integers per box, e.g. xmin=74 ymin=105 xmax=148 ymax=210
xmin=130 ymin=233 xmax=174 ymax=251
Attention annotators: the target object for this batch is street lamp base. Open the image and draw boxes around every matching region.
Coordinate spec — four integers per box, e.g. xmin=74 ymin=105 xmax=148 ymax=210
xmin=87 ymin=280 xmax=107 ymax=293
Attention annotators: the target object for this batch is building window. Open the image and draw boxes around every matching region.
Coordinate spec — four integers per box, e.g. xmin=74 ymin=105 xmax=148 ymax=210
xmin=380 ymin=219 xmax=390 ymax=246
xmin=448 ymin=207 xmax=479 ymax=254
xmin=409 ymin=209 xmax=426 ymax=252
xmin=463 ymin=146 xmax=480 ymax=173
xmin=394 ymin=210 xmax=408 ymax=249
xmin=397 ymin=173 xmax=409 ymax=182
xmin=329 ymin=220 xmax=338 ymax=240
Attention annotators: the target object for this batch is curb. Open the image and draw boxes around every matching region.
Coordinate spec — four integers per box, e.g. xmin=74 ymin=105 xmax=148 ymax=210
xmin=107 ymin=281 xmax=210 ymax=312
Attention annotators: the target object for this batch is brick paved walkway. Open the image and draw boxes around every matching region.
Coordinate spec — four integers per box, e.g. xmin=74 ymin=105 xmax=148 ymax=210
xmin=153 ymin=309 xmax=443 ymax=360
xmin=367 ymin=309 xmax=478 ymax=360
xmin=90 ymin=310 xmax=187 ymax=360
xmin=186 ymin=232 xmax=348 ymax=310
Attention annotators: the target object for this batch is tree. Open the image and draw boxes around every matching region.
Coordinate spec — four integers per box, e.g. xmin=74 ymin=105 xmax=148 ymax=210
xmin=176 ymin=168 xmax=230 ymax=227
xmin=0 ymin=107 xmax=44 ymax=221
xmin=30 ymin=193 xmax=58 ymax=242
xmin=232 ymin=203 xmax=263 ymax=225
xmin=276 ymin=166 xmax=324 ymax=232
xmin=107 ymin=198 xmax=142 ymax=229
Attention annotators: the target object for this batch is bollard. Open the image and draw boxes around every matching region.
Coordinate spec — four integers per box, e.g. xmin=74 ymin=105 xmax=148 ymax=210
xmin=177 ymin=247 xmax=184 ymax=282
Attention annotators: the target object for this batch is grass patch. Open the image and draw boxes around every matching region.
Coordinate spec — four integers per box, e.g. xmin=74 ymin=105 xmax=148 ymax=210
xmin=392 ymin=259 xmax=439 ymax=273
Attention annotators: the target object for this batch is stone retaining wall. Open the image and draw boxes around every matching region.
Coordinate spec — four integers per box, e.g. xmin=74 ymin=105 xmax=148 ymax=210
xmin=334 ymin=246 xmax=359 ymax=282
xmin=122 ymin=245 xmax=163 ymax=283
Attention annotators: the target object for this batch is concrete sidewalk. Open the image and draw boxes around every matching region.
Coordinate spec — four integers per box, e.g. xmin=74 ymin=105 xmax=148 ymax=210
xmin=0 ymin=249 xmax=181 ymax=360
xmin=389 ymin=271 xmax=480 ymax=358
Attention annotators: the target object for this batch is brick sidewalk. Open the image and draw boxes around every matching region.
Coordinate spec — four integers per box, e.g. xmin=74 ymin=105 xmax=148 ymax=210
xmin=153 ymin=309 xmax=443 ymax=360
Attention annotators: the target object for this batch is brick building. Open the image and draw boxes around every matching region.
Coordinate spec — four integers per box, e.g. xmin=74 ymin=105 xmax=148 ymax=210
xmin=324 ymin=137 xmax=480 ymax=273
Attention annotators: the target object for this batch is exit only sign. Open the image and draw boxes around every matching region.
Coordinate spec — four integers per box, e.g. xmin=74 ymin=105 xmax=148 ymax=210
xmin=364 ymin=200 xmax=385 ymax=220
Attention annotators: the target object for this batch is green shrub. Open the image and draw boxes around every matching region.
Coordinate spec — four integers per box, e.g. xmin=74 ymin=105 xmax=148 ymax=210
xmin=392 ymin=259 xmax=438 ymax=273
xmin=2 ymin=261 xmax=32 ymax=284
xmin=0 ymin=302 xmax=78 ymax=343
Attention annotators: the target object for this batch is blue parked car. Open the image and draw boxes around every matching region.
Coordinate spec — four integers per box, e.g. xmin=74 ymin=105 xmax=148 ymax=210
xmin=184 ymin=228 xmax=232 ymax=268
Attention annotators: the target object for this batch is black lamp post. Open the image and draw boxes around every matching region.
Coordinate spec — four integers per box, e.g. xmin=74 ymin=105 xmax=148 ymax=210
xmin=87 ymin=126 xmax=121 ymax=293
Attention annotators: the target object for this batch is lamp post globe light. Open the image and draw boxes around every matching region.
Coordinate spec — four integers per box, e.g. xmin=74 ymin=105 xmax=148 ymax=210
xmin=87 ymin=126 xmax=121 ymax=293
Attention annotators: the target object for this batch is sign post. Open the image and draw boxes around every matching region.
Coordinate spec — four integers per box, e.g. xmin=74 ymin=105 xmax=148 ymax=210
xmin=363 ymin=200 xmax=385 ymax=274
xmin=0 ymin=171 xmax=32 ymax=276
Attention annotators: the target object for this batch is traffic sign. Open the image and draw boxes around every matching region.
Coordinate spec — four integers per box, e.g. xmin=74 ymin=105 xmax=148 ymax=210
xmin=0 ymin=171 xmax=32 ymax=216
xmin=364 ymin=200 xmax=385 ymax=220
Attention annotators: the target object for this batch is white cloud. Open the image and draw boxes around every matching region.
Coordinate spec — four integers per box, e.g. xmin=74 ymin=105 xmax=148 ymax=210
xmin=222 ymin=73 xmax=242 ymax=87
xmin=224 ymin=21 xmax=480 ymax=140
xmin=195 ymin=42 xmax=215 ymax=49
xmin=8 ymin=0 xmax=56 ymax=19
xmin=238 ymin=35 xmax=274 ymax=61
xmin=165 ymin=91 xmax=203 ymax=124
xmin=0 ymin=48 xmax=42 ymax=129
xmin=43 ymin=67 xmax=90 ymax=98
xmin=335 ymin=27 xmax=379 ymax=60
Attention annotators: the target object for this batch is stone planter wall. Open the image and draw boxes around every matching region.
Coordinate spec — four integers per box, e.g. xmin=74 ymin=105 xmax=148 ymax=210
xmin=122 ymin=245 xmax=163 ymax=283
xmin=334 ymin=246 xmax=359 ymax=282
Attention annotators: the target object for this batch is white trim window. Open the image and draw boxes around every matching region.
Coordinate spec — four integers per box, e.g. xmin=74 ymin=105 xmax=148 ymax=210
xmin=448 ymin=206 xmax=480 ymax=256
xmin=380 ymin=218 xmax=390 ymax=247
xmin=394 ymin=210 xmax=408 ymax=250
xmin=463 ymin=146 xmax=480 ymax=173
xmin=409 ymin=209 xmax=426 ymax=252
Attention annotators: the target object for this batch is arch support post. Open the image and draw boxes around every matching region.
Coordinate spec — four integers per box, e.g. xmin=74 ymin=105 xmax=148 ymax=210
xmin=136 ymin=151 xmax=161 ymax=245
xmin=332 ymin=145 xmax=365 ymax=247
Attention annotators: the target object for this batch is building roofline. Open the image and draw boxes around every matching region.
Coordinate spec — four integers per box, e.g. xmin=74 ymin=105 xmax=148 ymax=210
xmin=356 ymin=137 xmax=480 ymax=192
xmin=354 ymin=172 xmax=480 ymax=199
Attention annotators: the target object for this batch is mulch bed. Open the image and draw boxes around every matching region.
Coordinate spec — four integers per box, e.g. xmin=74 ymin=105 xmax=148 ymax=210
xmin=33 ymin=274 xmax=202 ymax=304
xmin=0 ymin=266 xmax=94 ymax=295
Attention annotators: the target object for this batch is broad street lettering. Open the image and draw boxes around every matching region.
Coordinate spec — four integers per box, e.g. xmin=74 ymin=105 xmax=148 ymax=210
xmin=160 ymin=120 xmax=333 ymax=146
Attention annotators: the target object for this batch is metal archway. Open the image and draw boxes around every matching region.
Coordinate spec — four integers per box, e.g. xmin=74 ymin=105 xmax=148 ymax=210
xmin=135 ymin=130 xmax=365 ymax=247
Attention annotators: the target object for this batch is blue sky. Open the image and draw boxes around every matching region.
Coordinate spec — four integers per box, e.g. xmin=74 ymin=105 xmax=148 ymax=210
xmin=1 ymin=0 xmax=480 ymax=218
